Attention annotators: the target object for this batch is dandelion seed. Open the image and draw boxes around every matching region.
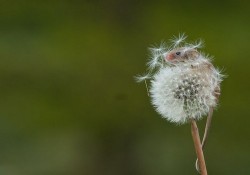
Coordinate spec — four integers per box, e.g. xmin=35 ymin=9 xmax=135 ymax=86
xmin=134 ymin=73 xmax=151 ymax=83
xmin=170 ymin=33 xmax=187 ymax=48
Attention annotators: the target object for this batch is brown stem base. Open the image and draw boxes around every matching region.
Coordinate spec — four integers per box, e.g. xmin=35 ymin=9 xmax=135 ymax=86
xmin=191 ymin=119 xmax=207 ymax=175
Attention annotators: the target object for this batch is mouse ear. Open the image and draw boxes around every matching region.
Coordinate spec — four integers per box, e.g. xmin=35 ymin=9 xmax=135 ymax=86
xmin=184 ymin=49 xmax=200 ymax=59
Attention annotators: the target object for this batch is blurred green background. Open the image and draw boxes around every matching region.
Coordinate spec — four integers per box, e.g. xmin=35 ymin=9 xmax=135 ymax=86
xmin=0 ymin=0 xmax=249 ymax=174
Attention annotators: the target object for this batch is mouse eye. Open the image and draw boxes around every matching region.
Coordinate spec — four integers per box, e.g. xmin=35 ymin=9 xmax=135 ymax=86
xmin=175 ymin=51 xmax=181 ymax=56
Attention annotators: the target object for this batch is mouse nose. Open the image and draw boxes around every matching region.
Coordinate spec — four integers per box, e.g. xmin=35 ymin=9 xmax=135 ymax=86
xmin=166 ymin=53 xmax=174 ymax=61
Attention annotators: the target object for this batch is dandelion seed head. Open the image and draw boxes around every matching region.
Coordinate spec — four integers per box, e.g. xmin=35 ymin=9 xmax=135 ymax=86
xmin=150 ymin=64 xmax=223 ymax=124
xmin=136 ymin=34 xmax=224 ymax=124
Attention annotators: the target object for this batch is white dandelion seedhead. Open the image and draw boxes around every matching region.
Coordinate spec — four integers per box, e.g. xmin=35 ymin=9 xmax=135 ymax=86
xmin=150 ymin=66 xmax=222 ymax=124
xmin=136 ymin=34 xmax=224 ymax=124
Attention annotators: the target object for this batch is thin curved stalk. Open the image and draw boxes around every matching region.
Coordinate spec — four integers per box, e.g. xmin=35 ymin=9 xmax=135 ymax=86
xmin=196 ymin=107 xmax=213 ymax=172
xmin=191 ymin=119 xmax=207 ymax=175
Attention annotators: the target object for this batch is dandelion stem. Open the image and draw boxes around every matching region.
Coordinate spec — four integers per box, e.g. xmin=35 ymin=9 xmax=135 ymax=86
xmin=191 ymin=119 xmax=207 ymax=175
xmin=196 ymin=107 xmax=214 ymax=172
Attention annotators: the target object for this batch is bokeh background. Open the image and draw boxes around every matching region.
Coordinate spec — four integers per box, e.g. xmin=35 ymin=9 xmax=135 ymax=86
xmin=0 ymin=0 xmax=249 ymax=174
